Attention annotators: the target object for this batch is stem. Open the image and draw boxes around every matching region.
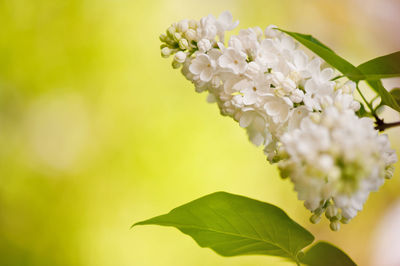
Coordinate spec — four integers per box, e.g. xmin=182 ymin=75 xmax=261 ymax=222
xmin=375 ymin=119 xmax=400 ymax=131
xmin=356 ymin=83 xmax=374 ymax=115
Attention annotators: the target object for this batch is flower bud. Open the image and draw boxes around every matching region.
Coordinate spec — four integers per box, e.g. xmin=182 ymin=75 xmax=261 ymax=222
xmin=185 ymin=29 xmax=197 ymax=41
xmin=341 ymin=217 xmax=351 ymax=224
xmin=330 ymin=220 xmax=341 ymax=231
xmin=265 ymin=25 xmax=279 ymax=38
xmin=310 ymin=214 xmax=321 ymax=224
xmin=385 ymin=165 xmax=395 ymax=179
xmin=161 ymin=47 xmax=172 ymax=58
xmin=174 ymin=51 xmax=187 ymax=64
xmin=167 ymin=26 xmax=176 ymax=38
xmin=178 ymin=38 xmax=189 ymax=50
xmin=173 ymin=32 xmax=182 ymax=42
xmin=188 ymin=19 xmax=198 ymax=29
xmin=325 ymin=205 xmax=338 ymax=219
xmin=342 ymin=81 xmax=356 ymax=94
xmin=197 ymin=39 xmax=212 ymax=53
xmin=159 ymin=33 xmax=168 ymax=42
xmin=211 ymin=76 xmax=221 ymax=89
xmin=172 ymin=60 xmax=182 ymax=69
xmin=177 ymin=19 xmax=189 ymax=32
xmin=309 ymin=113 xmax=320 ymax=123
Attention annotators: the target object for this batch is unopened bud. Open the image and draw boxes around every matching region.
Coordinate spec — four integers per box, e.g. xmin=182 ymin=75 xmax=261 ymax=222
xmin=211 ymin=76 xmax=221 ymax=89
xmin=185 ymin=29 xmax=197 ymax=41
xmin=167 ymin=26 xmax=176 ymax=38
xmin=197 ymin=39 xmax=212 ymax=53
xmin=174 ymin=51 xmax=187 ymax=64
xmin=159 ymin=33 xmax=168 ymax=43
xmin=173 ymin=32 xmax=182 ymax=42
xmin=385 ymin=165 xmax=395 ymax=179
xmin=330 ymin=220 xmax=341 ymax=231
xmin=313 ymin=207 xmax=324 ymax=216
xmin=265 ymin=25 xmax=279 ymax=38
xmin=177 ymin=19 xmax=189 ymax=32
xmin=309 ymin=113 xmax=321 ymax=123
xmin=178 ymin=38 xmax=189 ymax=50
xmin=341 ymin=217 xmax=351 ymax=224
xmin=188 ymin=19 xmax=198 ymax=29
xmin=310 ymin=214 xmax=321 ymax=224
xmin=161 ymin=47 xmax=171 ymax=58
xmin=172 ymin=60 xmax=182 ymax=69
xmin=325 ymin=205 xmax=338 ymax=219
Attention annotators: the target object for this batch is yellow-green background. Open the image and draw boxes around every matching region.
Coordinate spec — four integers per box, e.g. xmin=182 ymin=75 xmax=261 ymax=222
xmin=1 ymin=0 xmax=399 ymax=265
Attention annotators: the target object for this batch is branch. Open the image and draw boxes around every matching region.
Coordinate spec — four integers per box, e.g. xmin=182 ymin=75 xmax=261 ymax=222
xmin=374 ymin=116 xmax=400 ymax=131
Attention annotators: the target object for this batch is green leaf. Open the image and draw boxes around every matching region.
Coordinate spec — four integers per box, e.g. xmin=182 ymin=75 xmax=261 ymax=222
xmin=355 ymin=102 xmax=371 ymax=118
xmin=390 ymin=88 xmax=400 ymax=106
xmin=356 ymin=51 xmax=400 ymax=80
xmin=279 ymin=29 xmax=400 ymax=113
xmin=367 ymin=80 xmax=400 ymax=112
xmin=133 ymin=192 xmax=314 ymax=262
xmin=278 ymin=29 xmax=363 ymax=80
xmin=300 ymin=241 xmax=356 ymax=266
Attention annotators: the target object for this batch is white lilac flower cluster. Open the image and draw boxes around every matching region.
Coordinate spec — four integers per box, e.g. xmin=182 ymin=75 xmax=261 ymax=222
xmin=160 ymin=11 xmax=397 ymax=230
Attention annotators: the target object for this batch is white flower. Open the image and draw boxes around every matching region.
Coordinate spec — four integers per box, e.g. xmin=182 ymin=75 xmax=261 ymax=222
xmin=229 ymin=28 xmax=260 ymax=60
xmin=197 ymin=39 xmax=212 ymax=53
xmin=174 ymin=51 xmax=187 ymax=64
xmin=198 ymin=15 xmax=218 ymax=40
xmin=189 ymin=54 xmax=216 ymax=82
xmin=264 ymin=95 xmax=292 ymax=123
xmin=218 ymin=47 xmax=248 ymax=74
xmin=215 ymin=11 xmax=239 ymax=40
xmin=161 ymin=13 xmax=398 ymax=230
xmin=264 ymin=25 xmax=280 ymax=38
xmin=279 ymin=105 xmax=397 ymax=227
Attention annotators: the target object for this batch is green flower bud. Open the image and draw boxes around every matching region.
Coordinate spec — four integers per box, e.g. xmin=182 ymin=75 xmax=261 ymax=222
xmin=161 ymin=47 xmax=171 ymax=58
xmin=325 ymin=205 xmax=338 ymax=219
xmin=173 ymin=32 xmax=182 ymax=42
xmin=167 ymin=26 xmax=176 ymax=38
xmin=171 ymin=60 xmax=181 ymax=69
xmin=159 ymin=33 xmax=168 ymax=42
xmin=310 ymin=214 xmax=321 ymax=224
xmin=340 ymin=217 xmax=351 ymax=224
xmin=330 ymin=220 xmax=340 ymax=231
xmin=179 ymin=38 xmax=189 ymax=50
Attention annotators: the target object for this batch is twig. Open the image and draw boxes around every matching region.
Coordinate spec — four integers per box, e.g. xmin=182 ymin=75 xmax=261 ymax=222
xmin=374 ymin=116 xmax=400 ymax=131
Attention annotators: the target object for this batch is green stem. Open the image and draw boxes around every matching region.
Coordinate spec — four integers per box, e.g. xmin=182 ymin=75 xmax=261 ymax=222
xmin=356 ymin=83 xmax=374 ymax=115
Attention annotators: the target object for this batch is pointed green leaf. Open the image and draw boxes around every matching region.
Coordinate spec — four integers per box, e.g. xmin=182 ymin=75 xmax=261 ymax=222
xmin=133 ymin=192 xmax=314 ymax=262
xmin=278 ymin=29 xmax=363 ymax=80
xmin=367 ymin=80 xmax=400 ymax=112
xmin=300 ymin=241 xmax=356 ymax=266
xmin=279 ymin=29 xmax=400 ymax=112
xmin=356 ymin=51 xmax=400 ymax=80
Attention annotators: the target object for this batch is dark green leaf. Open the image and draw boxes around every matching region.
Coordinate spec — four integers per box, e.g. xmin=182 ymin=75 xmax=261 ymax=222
xmin=278 ymin=29 xmax=363 ymax=80
xmin=355 ymin=102 xmax=371 ymax=118
xmin=300 ymin=241 xmax=356 ymax=266
xmin=356 ymin=51 xmax=400 ymax=80
xmin=133 ymin=192 xmax=314 ymax=262
xmin=367 ymin=80 xmax=400 ymax=112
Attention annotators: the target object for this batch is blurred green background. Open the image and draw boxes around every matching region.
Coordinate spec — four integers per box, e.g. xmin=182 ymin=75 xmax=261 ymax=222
xmin=1 ymin=0 xmax=399 ymax=265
